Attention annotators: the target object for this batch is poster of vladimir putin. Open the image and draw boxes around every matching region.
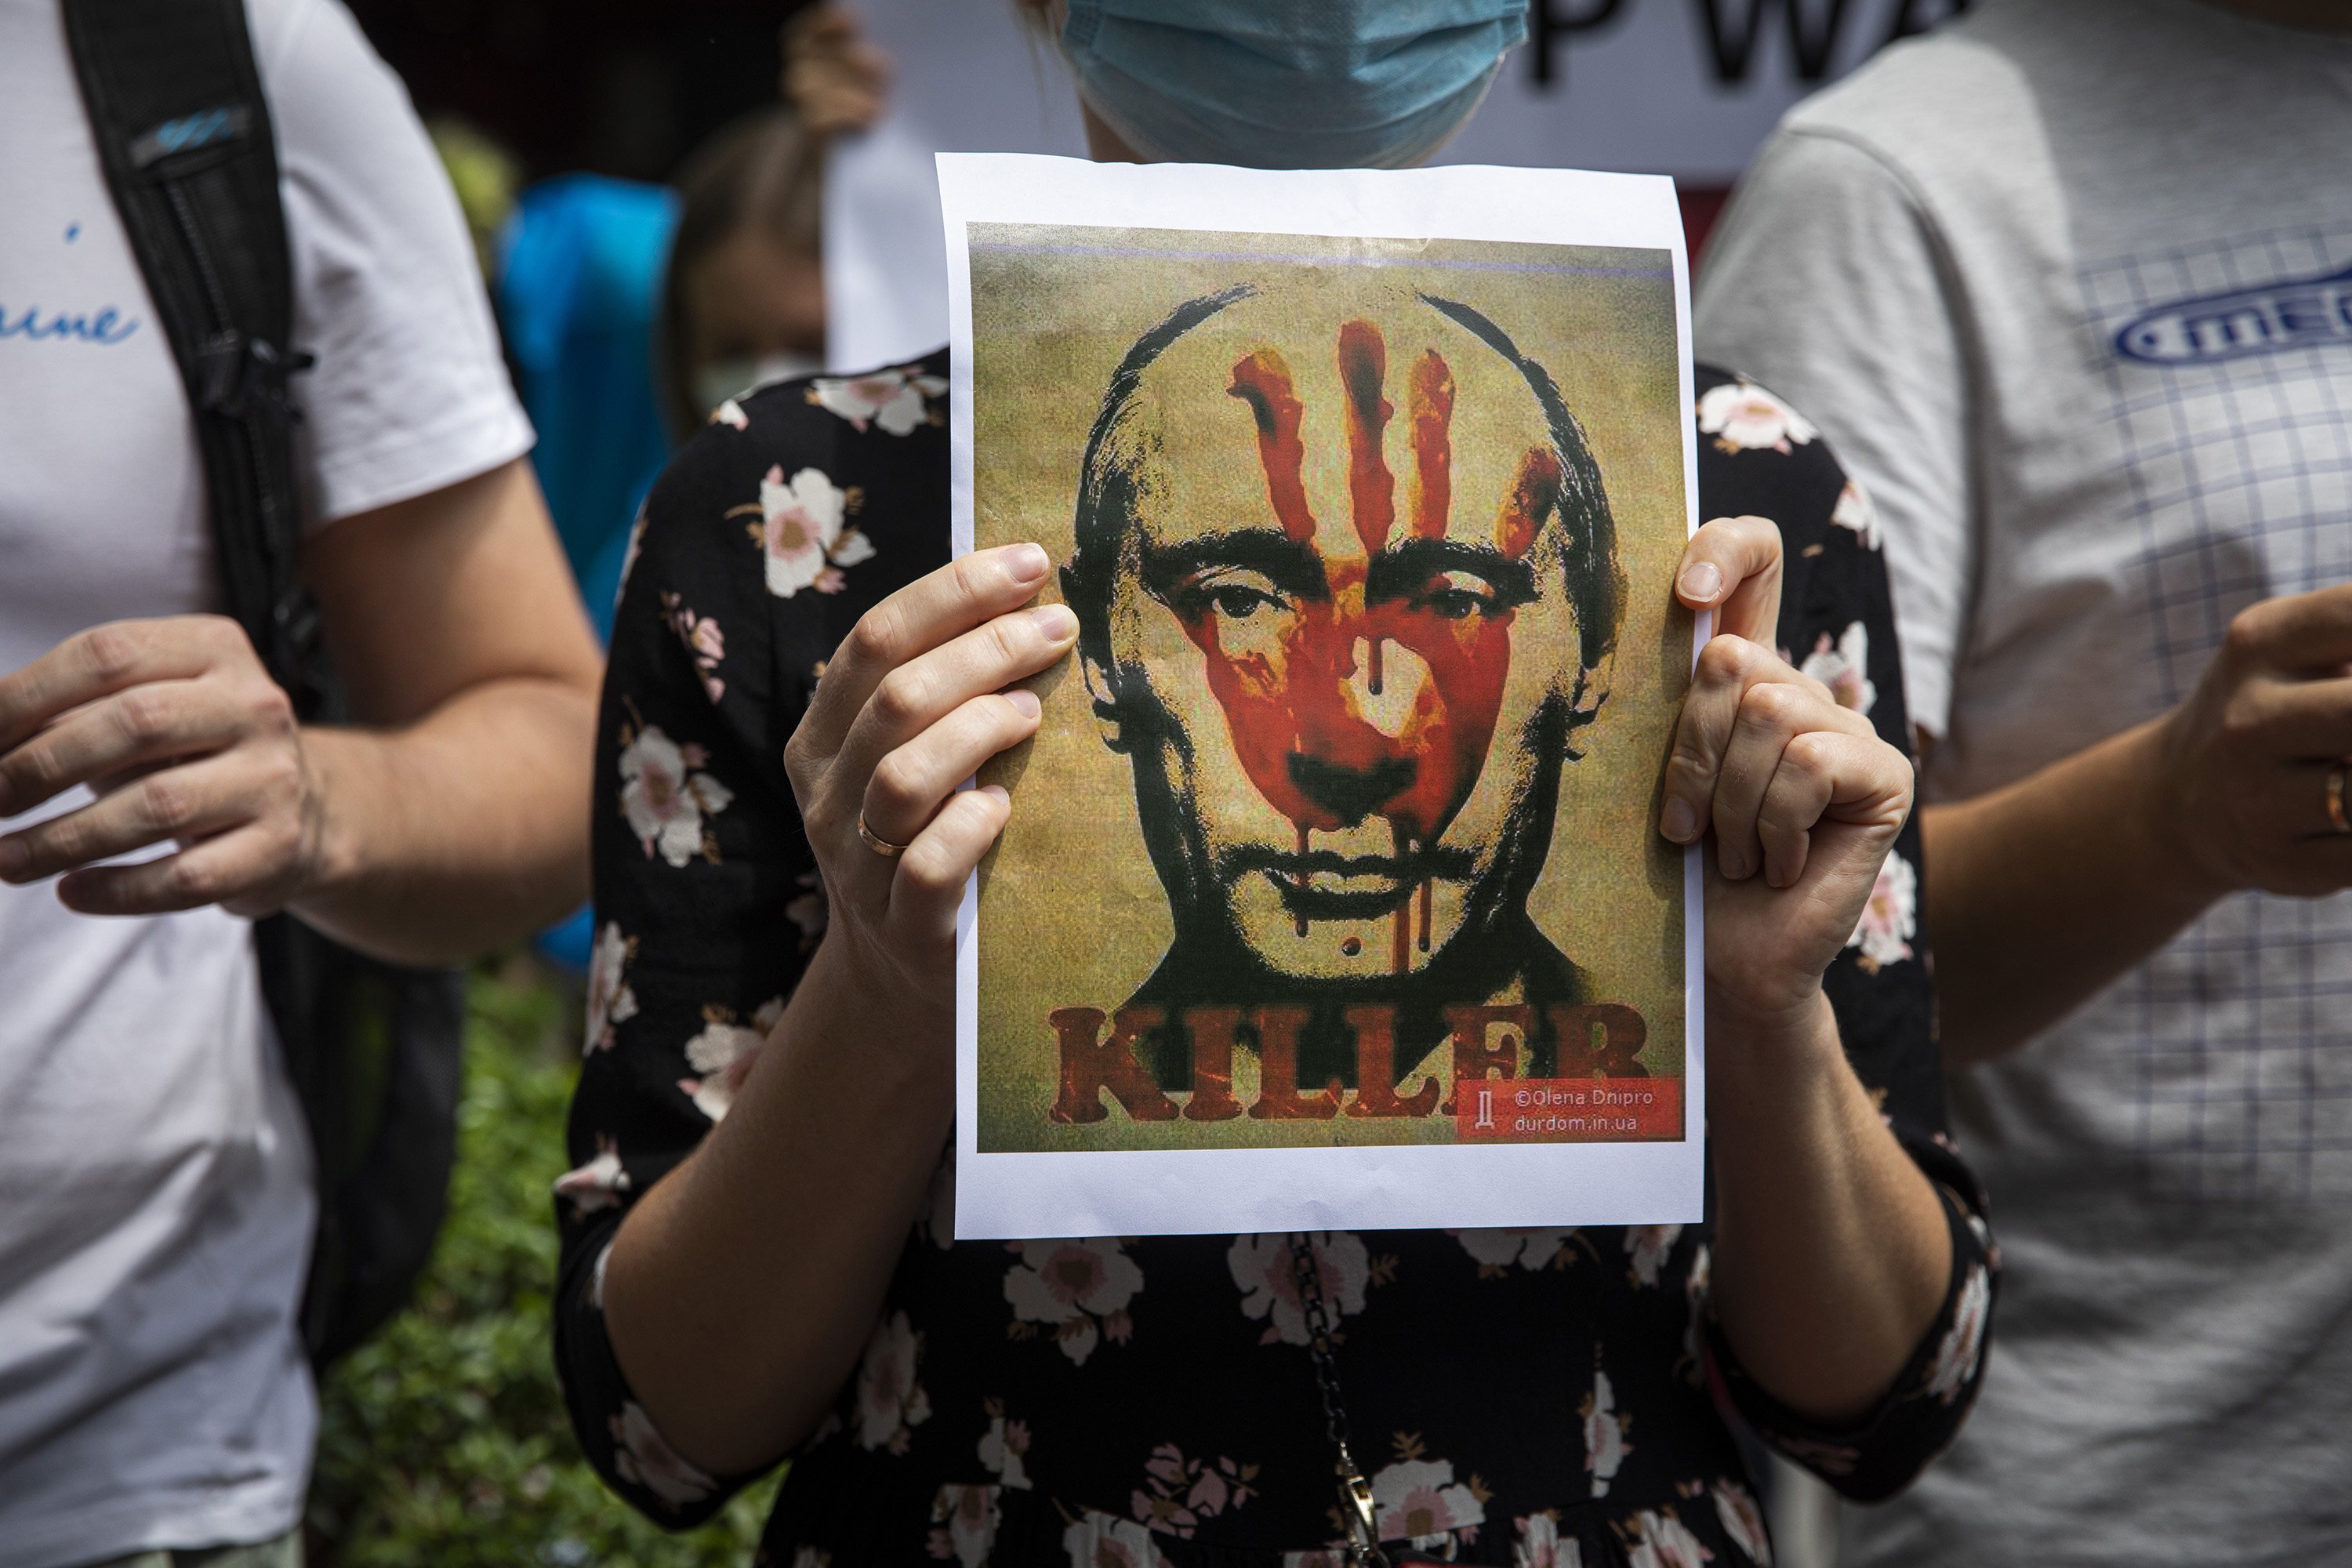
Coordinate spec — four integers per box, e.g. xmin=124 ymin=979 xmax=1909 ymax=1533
xmin=944 ymin=158 xmax=1701 ymax=1238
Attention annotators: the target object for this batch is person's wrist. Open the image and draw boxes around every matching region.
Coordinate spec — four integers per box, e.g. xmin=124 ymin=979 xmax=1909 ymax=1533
xmin=2135 ymin=710 xmax=2238 ymax=906
xmin=1704 ymin=982 xmax=1839 ymax=1087
xmin=278 ymin=724 xmax=358 ymax=911
xmin=800 ymin=924 xmax=953 ymax=1065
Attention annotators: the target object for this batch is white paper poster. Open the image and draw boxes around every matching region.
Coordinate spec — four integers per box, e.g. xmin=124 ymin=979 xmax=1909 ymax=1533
xmin=945 ymin=154 xmax=1704 ymax=1240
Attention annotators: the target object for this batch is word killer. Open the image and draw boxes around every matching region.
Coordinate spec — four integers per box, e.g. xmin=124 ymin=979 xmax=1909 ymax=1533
xmin=1047 ymin=1000 xmax=1648 ymax=1123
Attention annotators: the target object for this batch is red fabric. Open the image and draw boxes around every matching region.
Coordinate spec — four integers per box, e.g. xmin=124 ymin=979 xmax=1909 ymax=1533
xmin=1678 ymin=183 xmax=1733 ymax=263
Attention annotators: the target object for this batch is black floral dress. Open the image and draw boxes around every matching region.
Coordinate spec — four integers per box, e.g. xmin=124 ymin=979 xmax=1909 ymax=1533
xmin=554 ymin=354 xmax=1998 ymax=1567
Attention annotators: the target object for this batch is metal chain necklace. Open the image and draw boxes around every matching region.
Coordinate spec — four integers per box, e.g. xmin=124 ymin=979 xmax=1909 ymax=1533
xmin=1286 ymin=1232 xmax=1393 ymax=1568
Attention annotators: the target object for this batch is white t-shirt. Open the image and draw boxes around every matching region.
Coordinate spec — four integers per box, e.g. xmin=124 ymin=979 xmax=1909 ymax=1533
xmin=1697 ymin=2 xmax=2352 ymax=1564
xmin=0 ymin=0 xmax=530 ymax=1560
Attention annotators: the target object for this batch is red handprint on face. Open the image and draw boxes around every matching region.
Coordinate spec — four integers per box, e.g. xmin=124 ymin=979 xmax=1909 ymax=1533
xmin=1178 ymin=320 xmax=1563 ymax=966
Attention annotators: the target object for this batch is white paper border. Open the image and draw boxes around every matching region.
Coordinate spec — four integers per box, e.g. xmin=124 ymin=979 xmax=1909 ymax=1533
xmin=944 ymin=154 xmax=1704 ymax=1239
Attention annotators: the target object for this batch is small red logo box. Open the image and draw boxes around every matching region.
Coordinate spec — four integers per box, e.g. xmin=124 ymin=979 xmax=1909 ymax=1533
xmin=1454 ymin=1077 xmax=1684 ymax=1142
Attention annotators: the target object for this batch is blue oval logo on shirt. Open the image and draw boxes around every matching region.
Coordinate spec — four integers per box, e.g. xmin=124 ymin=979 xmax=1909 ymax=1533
xmin=2116 ymin=263 xmax=2352 ymax=366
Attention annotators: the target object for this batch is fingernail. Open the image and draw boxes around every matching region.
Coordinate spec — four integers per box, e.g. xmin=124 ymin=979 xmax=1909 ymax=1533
xmin=1029 ymin=603 xmax=1078 ymax=641
xmin=1005 ymin=543 xmax=1051 ymax=583
xmin=980 ymin=784 xmax=1010 ymax=805
xmin=1660 ymin=797 xmax=1697 ymax=842
xmin=0 ymin=838 xmax=26 ymax=880
xmin=1004 ymin=687 xmax=1041 ymax=720
xmin=1678 ymin=561 xmax=1723 ymax=602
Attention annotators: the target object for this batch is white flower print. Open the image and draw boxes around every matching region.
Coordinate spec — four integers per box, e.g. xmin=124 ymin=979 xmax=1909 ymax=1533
xmin=1004 ymin=1237 xmax=1144 ymax=1365
xmin=619 ymin=725 xmax=733 ymax=867
xmin=791 ymin=1551 xmax=831 ymax=1568
xmin=756 ymin=464 xmax=872 ymax=598
xmin=1516 ymin=1512 xmax=1584 ymax=1568
xmin=978 ymin=1405 xmax=1032 ymax=1490
xmin=554 ymin=1134 xmax=630 ymax=1218
xmin=609 ymin=1399 xmax=717 ymax=1509
xmin=1130 ymin=1443 xmax=1258 ymax=1537
xmin=1624 ymin=1508 xmax=1713 ymax=1568
xmin=853 ymin=1309 xmax=931 ymax=1454
xmin=661 ymin=593 xmax=728 ymax=703
xmin=710 ymin=397 xmax=749 ymax=430
xmin=1624 ymin=1224 xmax=1682 ymax=1287
xmin=1582 ymin=1367 xmax=1632 ymax=1497
xmin=1926 ymin=1261 xmax=1992 ymax=1404
xmin=1681 ymin=1241 xmax=1713 ymax=1385
xmin=829 ymin=524 xmax=877 ymax=566
xmin=786 ymin=869 xmax=829 ymax=951
xmin=1798 ymin=621 xmax=1876 ymax=716
xmin=808 ymin=365 xmax=946 ymax=437
xmin=1830 ymin=477 xmax=1882 ymax=550
xmin=1229 ymin=1232 xmax=1374 ymax=1347
xmin=1453 ymin=1228 xmax=1582 ymax=1274
xmin=616 ymin=505 xmax=648 ymax=602
xmin=1697 ymin=381 xmax=1817 ymax=456
xmin=929 ymin=1483 xmax=1000 ymax=1566
xmin=923 ymin=1156 xmax=957 ymax=1250
xmin=1371 ymin=1447 xmax=1487 ymax=1550
xmin=584 ymin=922 xmax=638 ymax=1052
xmin=1711 ymin=1479 xmax=1772 ymax=1565
xmin=1063 ymin=1510 xmax=1165 ymax=1568
xmin=590 ymin=1240 xmax=612 ymax=1309
xmin=1847 ymin=851 xmax=1919 ymax=973
xmin=678 ymin=997 xmax=786 ymax=1122
xmin=1966 ymin=1207 xmax=2002 ymax=1272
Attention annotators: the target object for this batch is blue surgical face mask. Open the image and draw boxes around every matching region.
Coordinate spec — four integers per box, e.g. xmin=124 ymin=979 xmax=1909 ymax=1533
xmin=1058 ymin=0 xmax=1528 ymax=171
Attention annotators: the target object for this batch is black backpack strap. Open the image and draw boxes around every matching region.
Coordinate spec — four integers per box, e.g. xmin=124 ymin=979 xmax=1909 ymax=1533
xmin=60 ymin=0 xmax=322 ymax=705
xmin=63 ymin=0 xmax=466 ymax=1367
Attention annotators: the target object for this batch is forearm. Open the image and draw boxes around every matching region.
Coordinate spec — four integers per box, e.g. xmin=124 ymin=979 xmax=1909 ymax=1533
xmin=1925 ymin=717 xmax=2222 ymax=1067
xmin=599 ymin=937 xmax=953 ymax=1475
xmin=295 ymin=674 xmax=596 ymax=964
xmin=1708 ymin=989 xmax=1951 ymax=1425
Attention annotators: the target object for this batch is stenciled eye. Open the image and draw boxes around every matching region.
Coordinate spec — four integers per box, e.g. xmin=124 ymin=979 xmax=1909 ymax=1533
xmin=1174 ymin=568 xmax=1290 ymax=622
xmin=1412 ymin=569 xmax=1508 ymax=620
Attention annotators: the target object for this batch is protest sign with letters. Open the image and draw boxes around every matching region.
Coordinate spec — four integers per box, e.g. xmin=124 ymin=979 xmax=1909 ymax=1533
xmin=943 ymin=155 xmax=1704 ymax=1238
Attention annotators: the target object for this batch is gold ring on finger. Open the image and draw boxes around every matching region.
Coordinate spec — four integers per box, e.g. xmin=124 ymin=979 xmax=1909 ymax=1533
xmin=2328 ymin=762 xmax=2350 ymax=836
xmin=857 ymin=810 xmax=911 ymax=858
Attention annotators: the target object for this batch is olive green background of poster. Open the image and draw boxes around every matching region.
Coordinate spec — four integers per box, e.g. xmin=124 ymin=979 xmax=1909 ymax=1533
xmin=971 ymin=223 xmax=1689 ymax=1152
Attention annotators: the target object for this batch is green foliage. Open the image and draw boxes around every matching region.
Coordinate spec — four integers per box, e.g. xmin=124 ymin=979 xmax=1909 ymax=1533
xmin=309 ymin=960 xmax=779 ymax=1566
